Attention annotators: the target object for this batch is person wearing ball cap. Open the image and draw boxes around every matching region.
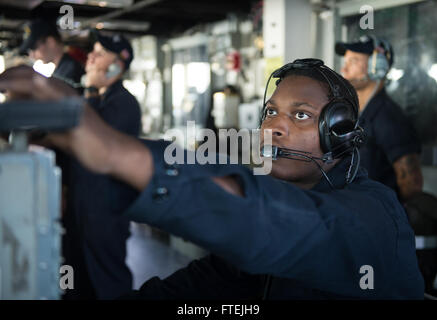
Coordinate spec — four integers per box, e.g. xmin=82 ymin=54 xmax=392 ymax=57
xmin=20 ymin=18 xmax=85 ymax=89
xmin=92 ymin=31 xmax=134 ymax=72
xmin=61 ymin=30 xmax=141 ymax=299
xmin=83 ymin=31 xmax=134 ymax=95
xmin=336 ymin=35 xmax=423 ymax=202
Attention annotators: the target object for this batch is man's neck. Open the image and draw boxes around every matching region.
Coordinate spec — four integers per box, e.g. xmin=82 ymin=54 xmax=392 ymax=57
xmin=357 ymin=81 xmax=384 ymax=113
xmin=292 ymin=180 xmax=318 ymax=190
xmin=52 ymin=46 xmax=65 ymax=67
xmin=289 ymin=159 xmax=340 ymax=190
xmin=99 ymin=81 xmax=114 ymax=96
xmin=99 ymin=76 xmax=122 ymax=95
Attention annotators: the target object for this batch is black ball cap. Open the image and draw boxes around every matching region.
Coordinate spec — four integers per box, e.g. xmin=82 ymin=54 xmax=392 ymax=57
xmin=20 ymin=19 xmax=60 ymax=55
xmin=93 ymin=30 xmax=134 ymax=71
xmin=335 ymin=35 xmax=394 ymax=67
xmin=335 ymin=36 xmax=374 ymax=56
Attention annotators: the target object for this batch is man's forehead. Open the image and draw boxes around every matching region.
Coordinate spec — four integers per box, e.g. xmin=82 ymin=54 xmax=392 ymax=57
xmin=271 ymin=76 xmax=329 ymax=110
xmin=266 ymin=98 xmax=319 ymax=111
xmin=344 ymin=50 xmax=369 ymax=59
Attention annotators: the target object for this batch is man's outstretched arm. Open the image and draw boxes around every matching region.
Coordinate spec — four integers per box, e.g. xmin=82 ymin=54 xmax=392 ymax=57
xmin=0 ymin=66 xmax=242 ymax=196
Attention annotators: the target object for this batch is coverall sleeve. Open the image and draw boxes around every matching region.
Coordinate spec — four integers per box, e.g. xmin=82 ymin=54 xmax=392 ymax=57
xmin=123 ymin=139 xmax=423 ymax=298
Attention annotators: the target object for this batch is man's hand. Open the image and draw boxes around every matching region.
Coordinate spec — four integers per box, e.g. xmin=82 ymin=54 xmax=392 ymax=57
xmin=0 ymin=65 xmax=153 ymax=191
xmin=84 ymin=67 xmax=110 ymax=89
xmin=85 ymin=65 xmax=120 ymax=90
xmin=0 ymin=65 xmax=79 ymax=100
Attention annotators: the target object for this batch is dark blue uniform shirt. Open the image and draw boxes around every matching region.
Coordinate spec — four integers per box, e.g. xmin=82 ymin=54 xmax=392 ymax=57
xmin=358 ymin=88 xmax=421 ymax=196
xmin=119 ymin=140 xmax=424 ymax=299
xmin=63 ymin=80 xmax=141 ymax=299
xmin=52 ymin=53 xmax=85 ymax=89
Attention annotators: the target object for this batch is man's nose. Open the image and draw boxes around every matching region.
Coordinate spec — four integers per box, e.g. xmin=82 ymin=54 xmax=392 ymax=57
xmin=264 ymin=115 xmax=290 ymax=138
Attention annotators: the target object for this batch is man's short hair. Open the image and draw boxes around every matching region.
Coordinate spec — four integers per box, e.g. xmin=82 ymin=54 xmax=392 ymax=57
xmin=20 ymin=19 xmax=61 ymax=55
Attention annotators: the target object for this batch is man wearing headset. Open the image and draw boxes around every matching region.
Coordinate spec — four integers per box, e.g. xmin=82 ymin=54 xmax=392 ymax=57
xmin=0 ymin=59 xmax=424 ymax=299
xmin=59 ymin=32 xmax=142 ymax=299
xmin=336 ymin=36 xmax=423 ymax=202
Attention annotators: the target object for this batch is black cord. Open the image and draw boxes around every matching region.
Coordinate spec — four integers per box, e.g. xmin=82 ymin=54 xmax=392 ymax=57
xmin=346 ymin=147 xmax=360 ymax=184
xmin=276 ymin=151 xmax=336 ymax=190
xmin=312 ymin=158 xmax=336 ymax=190
xmin=346 ymin=147 xmax=355 ymax=183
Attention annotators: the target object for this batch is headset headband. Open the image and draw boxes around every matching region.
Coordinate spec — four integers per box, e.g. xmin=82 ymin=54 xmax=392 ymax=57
xmin=365 ymin=35 xmax=392 ymax=63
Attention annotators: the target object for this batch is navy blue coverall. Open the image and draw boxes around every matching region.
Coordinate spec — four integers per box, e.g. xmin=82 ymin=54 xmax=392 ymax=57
xmin=358 ymin=88 xmax=421 ymax=197
xmin=121 ymin=140 xmax=424 ymax=299
xmin=52 ymin=53 xmax=85 ymax=88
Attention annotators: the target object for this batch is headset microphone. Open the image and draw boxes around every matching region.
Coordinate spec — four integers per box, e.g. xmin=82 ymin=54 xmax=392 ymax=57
xmin=260 ymin=145 xmax=336 ymax=189
xmin=261 ymin=145 xmax=326 ymax=162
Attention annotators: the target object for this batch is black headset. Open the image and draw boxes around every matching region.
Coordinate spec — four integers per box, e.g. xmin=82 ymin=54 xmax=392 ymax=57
xmin=261 ymin=58 xmax=365 ymax=163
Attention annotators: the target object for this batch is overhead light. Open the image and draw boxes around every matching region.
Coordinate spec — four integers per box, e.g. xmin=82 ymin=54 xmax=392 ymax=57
xmin=98 ymin=1 xmax=107 ymax=7
xmin=90 ymin=20 xmax=150 ymax=32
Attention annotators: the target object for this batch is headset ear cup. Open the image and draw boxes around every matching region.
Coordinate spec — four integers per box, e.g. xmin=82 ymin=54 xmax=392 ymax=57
xmin=368 ymin=52 xmax=389 ymax=80
xmin=367 ymin=36 xmax=390 ymax=81
xmin=318 ymin=102 xmax=332 ymax=154
xmin=319 ymin=101 xmax=358 ymax=158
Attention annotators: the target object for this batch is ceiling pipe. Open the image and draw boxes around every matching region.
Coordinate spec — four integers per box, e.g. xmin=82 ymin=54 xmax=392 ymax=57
xmin=79 ymin=0 xmax=162 ymax=29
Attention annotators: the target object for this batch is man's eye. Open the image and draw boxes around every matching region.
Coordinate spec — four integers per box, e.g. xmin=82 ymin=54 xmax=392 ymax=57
xmin=265 ymin=108 xmax=277 ymax=116
xmin=295 ymin=111 xmax=310 ymax=120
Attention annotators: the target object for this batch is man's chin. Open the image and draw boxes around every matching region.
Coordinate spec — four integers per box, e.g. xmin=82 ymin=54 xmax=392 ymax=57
xmin=349 ymin=78 xmax=371 ymax=91
xmin=270 ymin=159 xmax=301 ymax=181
